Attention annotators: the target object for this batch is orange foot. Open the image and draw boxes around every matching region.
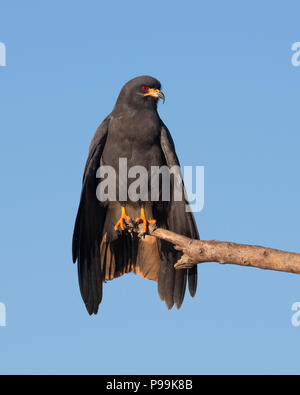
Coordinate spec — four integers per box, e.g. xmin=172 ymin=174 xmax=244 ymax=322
xmin=135 ymin=208 xmax=156 ymax=233
xmin=114 ymin=206 xmax=131 ymax=231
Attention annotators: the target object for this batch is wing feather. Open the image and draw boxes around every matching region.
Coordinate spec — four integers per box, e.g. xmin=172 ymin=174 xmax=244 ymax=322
xmin=157 ymin=123 xmax=199 ymax=308
xmin=72 ymin=116 xmax=110 ymax=314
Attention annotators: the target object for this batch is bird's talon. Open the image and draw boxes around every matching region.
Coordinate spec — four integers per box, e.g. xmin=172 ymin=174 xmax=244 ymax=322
xmin=135 ymin=208 xmax=156 ymax=234
xmin=114 ymin=207 xmax=131 ymax=232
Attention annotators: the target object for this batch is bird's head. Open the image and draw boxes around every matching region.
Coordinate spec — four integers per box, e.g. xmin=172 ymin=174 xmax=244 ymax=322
xmin=114 ymin=76 xmax=165 ymax=112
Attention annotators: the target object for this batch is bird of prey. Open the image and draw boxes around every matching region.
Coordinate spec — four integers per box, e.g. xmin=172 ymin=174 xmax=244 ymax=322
xmin=72 ymin=76 xmax=199 ymax=314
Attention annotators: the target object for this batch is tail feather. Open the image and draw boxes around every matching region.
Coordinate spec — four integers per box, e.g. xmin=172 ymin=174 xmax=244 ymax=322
xmin=96 ymin=201 xmax=198 ymax=310
xmin=174 ymin=268 xmax=187 ymax=309
xmin=188 ymin=266 xmax=197 ymax=298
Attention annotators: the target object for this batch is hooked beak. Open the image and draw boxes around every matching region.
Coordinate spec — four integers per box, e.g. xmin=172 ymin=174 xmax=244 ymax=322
xmin=144 ymin=88 xmax=165 ymax=103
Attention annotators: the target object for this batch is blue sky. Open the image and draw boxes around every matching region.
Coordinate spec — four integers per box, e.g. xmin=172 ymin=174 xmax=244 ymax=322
xmin=0 ymin=0 xmax=300 ymax=374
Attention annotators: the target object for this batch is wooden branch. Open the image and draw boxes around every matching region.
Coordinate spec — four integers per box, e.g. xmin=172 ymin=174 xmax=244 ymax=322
xmin=148 ymin=226 xmax=300 ymax=275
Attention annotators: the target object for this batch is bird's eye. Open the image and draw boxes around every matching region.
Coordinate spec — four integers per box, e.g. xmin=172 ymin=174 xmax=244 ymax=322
xmin=141 ymin=85 xmax=149 ymax=92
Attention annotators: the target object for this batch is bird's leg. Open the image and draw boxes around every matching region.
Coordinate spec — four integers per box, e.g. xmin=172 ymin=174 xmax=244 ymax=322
xmin=135 ymin=207 xmax=156 ymax=233
xmin=114 ymin=206 xmax=131 ymax=231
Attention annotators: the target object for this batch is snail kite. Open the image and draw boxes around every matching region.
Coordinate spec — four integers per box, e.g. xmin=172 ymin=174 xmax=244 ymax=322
xmin=72 ymin=76 xmax=199 ymax=314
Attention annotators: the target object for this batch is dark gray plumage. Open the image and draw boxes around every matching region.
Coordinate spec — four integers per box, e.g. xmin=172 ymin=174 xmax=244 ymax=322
xmin=72 ymin=76 xmax=199 ymax=314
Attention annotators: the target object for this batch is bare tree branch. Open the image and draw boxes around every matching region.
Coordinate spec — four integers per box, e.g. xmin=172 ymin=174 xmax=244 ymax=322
xmin=147 ymin=226 xmax=300 ymax=275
